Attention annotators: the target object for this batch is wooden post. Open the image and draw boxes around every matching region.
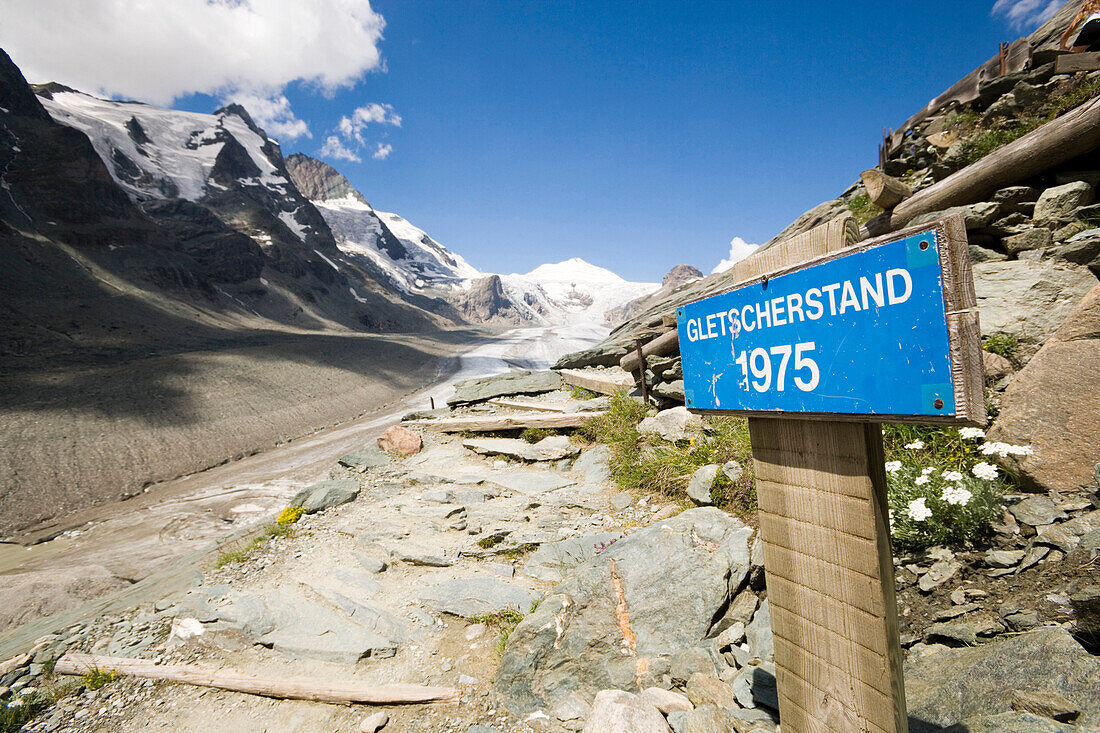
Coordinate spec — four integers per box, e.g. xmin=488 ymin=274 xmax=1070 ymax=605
xmin=732 ymin=215 xmax=907 ymax=733
xmin=634 ymin=339 xmax=649 ymax=404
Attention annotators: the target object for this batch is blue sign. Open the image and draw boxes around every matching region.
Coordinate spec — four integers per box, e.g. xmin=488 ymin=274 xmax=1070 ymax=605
xmin=678 ymin=229 xmax=958 ymax=418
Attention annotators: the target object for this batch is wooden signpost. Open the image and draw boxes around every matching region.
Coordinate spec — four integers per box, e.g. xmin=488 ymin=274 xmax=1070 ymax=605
xmin=677 ymin=213 xmax=983 ymax=733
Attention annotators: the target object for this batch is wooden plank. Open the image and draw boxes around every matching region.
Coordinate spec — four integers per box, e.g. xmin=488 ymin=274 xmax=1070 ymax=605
xmin=890 ymin=96 xmax=1100 ymax=230
xmin=559 ymin=367 xmax=635 ymax=395
xmin=486 ymin=398 xmax=568 ymax=412
xmin=54 ymin=653 xmax=458 ymax=705
xmin=731 ymin=216 xmax=907 ymax=733
xmin=619 ymin=329 xmax=679 ymax=372
xmin=404 ymin=411 xmax=603 ymax=432
xmin=1055 ymin=51 xmax=1100 ymax=73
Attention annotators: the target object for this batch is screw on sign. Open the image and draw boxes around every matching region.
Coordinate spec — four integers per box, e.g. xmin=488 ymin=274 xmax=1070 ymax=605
xmin=677 ymin=212 xmax=982 ymax=733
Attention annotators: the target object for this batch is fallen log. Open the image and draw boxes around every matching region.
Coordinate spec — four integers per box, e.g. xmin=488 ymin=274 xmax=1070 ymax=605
xmin=889 ymin=96 xmax=1100 ymax=230
xmin=54 ymin=653 xmax=459 ymax=705
xmin=559 ymin=367 xmax=635 ymax=395
xmin=860 ymin=168 xmax=911 ymax=209
xmin=619 ymin=329 xmax=680 ymax=373
xmin=405 ymin=411 xmax=605 ymax=432
xmin=487 ymin=398 xmax=568 ymax=412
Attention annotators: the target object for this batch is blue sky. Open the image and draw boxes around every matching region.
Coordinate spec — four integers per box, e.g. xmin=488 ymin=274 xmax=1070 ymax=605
xmin=1 ymin=0 xmax=1061 ymax=281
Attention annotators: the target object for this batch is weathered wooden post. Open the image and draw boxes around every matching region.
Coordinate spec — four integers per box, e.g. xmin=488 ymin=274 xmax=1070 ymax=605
xmin=678 ymin=213 xmax=983 ymax=733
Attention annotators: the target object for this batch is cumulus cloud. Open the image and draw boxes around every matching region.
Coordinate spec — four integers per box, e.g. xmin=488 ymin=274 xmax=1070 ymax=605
xmin=711 ymin=236 xmax=761 ymax=274
xmin=0 ymin=0 xmax=387 ymax=140
xmin=372 ymin=143 xmax=394 ymax=160
xmin=338 ymin=103 xmax=402 ymax=142
xmin=991 ymin=0 xmax=1062 ymax=31
xmin=321 ymin=135 xmax=362 ymax=163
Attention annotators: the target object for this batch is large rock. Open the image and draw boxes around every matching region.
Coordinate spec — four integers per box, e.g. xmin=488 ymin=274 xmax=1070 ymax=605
xmin=582 ymin=690 xmax=671 ymax=733
xmin=290 ymin=479 xmax=359 ymax=514
xmin=463 ymin=436 xmax=580 ymax=462
xmin=987 ymin=285 xmax=1100 ymax=491
xmin=377 ymin=426 xmax=422 ymax=456
xmin=448 ymin=370 xmax=563 ymax=406
xmin=572 ymin=445 xmax=611 ymax=482
xmin=972 ymin=261 xmax=1096 ymax=348
xmin=637 ymin=406 xmax=704 ymax=442
xmin=1034 ymin=181 xmax=1094 ymax=225
xmin=420 ymin=578 xmax=539 ymax=618
xmin=495 ymin=508 xmax=753 ymax=714
xmin=905 ymin=627 xmax=1100 ymax=731
xmin=524 ymin=532 xmax=625 ymax=582
xmin=686 ymin=465 xmax=718 ymax=505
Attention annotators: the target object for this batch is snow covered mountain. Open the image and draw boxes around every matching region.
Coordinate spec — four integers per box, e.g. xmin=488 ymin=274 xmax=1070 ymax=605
xmin=285 ymin=154 xmax=658 ymax=327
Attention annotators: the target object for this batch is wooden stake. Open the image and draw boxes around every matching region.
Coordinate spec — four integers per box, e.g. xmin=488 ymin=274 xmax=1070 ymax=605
xmin=860 ymin=169 xmax=911 ymax=210
xmin=733 ymin=214 xmax=907 ymax=733
xmin=430 ymin=396 xmax=435 ymax=410
xmin=54 ymin=653 xmax=459 ymax=705
xmin=619 ymin=329 xmax=680 ymax=372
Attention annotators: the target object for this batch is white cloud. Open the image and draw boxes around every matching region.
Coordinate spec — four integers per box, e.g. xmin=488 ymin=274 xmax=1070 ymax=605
xmin=321 ymin=135 xmax=362 ymax=163
xmin=338 ymin=103 xmax=402 ymax=142
xmin=225 ymin=91 xmax=311 ymax=140
xmin=712 ymin=236 xmax=760 ymax=274
xmin=372 ymin=143 xmax=394 ymax=160
xmin=991 ymin=0 xmax=1062 ymax=31
xmin=0 ymin=0 xmax=387 ymax=141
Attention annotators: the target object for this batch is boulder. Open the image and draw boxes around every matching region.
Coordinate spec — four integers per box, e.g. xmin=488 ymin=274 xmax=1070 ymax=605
xmin=685 ymin=673 xmax=737 ymax=709
xmin=640 ymin=687 xmax=693 ymax=714
xmin=982 ymin=350 xmax=1014 ymax=381
xmin=744 ymin=599 xmax=773 ymax=662
xmin=1009 ymin=496 xmax=1066 ymax=527
xmin=637 ymin=406 xmax=704 ymax=442
xmin=911 ymin=201 xmax=1000 ymax=230
xmin=730 ymin=662 xmax=778 ymax=711
xmin=463 ymin=436 xmax=580 ymax=462
xmin=448 ymin=370 xmax=563 ymax=406
xmin=290 ymin=479 xmax=359 ymax=514
xmin=419 ymin=578 xmax=539 ymax=619
xmin=1052 ymin=233 xmax=1100 ymax=275
xmin=1004 ymin=228 xmax=1053 ymax=256
xmin=582 ymin=690 xmax=671 ymax=733
xmin=905 ymin=627 xmax=1100 ymax=730
xmin=555 ymin=344 xmax=629 ymax=370
xmin=987 ymin=285 xmax=1100 ymax=491
xmin=1034 ymin=181 xmax=1094 ymax=225
xmin=572 ymin=445 xmax=611 ymax=482
xmin=338 ymin=447 xmax=391 ymax=470
xmin=972 ymin=262 xmax=1096 ymax=347
xmin=524 ymin=532 xmax=624 ymax=583
xmin=377 ymin=426 xmax=422 ymax=456
xmin=652 ymin=380 xmax=686 ymax=403
xmin=495 ymin=508 xmax=753 ymax=714
xmin=1070 ymin=585 xmax=1100 ymax=639
xmin=686 ymin=465 xmax=718 ymax=505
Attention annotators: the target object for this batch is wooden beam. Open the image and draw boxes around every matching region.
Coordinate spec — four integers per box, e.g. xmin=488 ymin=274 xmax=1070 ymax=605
xmin=1055 ymin=51 xmax=1100 ymax=74
xmin=54 ymin=653 xmax=459 ymax=705
xmin=559 ymin=367 xmax=635 ymax=395
xmin=486 ymin=398 xmax=568 ymax=413
xmin=890 ymin=96 xmax=1100 ymax=230
xmin=732 ymin=217 xmax=908 ymax=733
xmin=405 ymin=412 xmax=604 ymax=432
xmin=860 ymin=169 xmax=911 ymax=209
xmin=619 ymin=329 xmax=680 ymax=373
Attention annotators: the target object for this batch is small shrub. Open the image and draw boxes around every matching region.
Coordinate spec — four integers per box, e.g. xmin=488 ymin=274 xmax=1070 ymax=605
xmin=276 ymin=506 xmax=305 ymax=525
xmin=847 ymin=193 xmax=883 ymax=226
xmin=81 ymin=667 xmax=116 ymax=691
xmin=0 ymin=693 xmax=47 ymax=733
xmin=982 ymin=332 xmax=1020 ymax=362
xmin=477 ymin=534 xmax=505 ymax=549
xmin=497 ymin=543 xmax=539 ymax=558
xmin=882 ymin=424 xmax=1024 ymax=551
xmin=521 ymin=427 xmax=554 ymax=444
xmin=215 ymin=521 xmax=293 ymax=568
xmin=469 ymin=606 xmax=528 ymax=656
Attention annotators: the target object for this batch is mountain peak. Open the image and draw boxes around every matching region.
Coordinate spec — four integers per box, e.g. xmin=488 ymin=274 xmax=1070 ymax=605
xmin=522 ymin=258 xmax=626 ymax=284
xmin=286 ymin=153 xmax=371 ymax=206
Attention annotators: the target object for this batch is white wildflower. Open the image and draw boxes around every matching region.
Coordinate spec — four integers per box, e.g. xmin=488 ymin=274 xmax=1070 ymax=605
xmin=915 ymin=474 xmax=930 ymax=486
xmin=980 ymin=442 xmax=1034 ymax=458
xmin=907 ymin=497 xmax=932 ymax=521
xmin=921 ymin=466 xmax=935 ymax=475
xmin=941 ymin=470 xmax=964 ymax=482
xmin=972 ymin=462 xmax=999 ymax=480
xmin=941 ymin=485 xmax=972 ymax=506
xmin=885 ymin=460 xmax=902 ymax=473
xmin=889 ymin=509 xmax=895 ymax=531
xmin=959 ymin=427 xmax=985 ymax=440
xmin=904 ymin=440 xmax=925 ymax=450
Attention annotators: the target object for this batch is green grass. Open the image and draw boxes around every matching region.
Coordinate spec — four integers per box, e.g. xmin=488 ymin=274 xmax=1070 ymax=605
xmin=982 ymin=332 xmax=1020 ymax=362
xmin=215 ymin=522 xmax=295 ymax=568
xmin=521 ymin=427 xmax=554 ymax=444
xmin=470 ymin=600 xmax=540 ymax=655
xmin=477 ymin=534 xmax=505 ymax=549
xmin=570 ymin=386 xmax=599 ymax=400
xmin=958 ymin=121 xmax=1040 ymax=165
xmin=582 ymin=393 xmax=756 ymax=517
xmin=496 ymin=543 xmax=539 ymax=558
xmin=847 ymin=193 xmax=883 ymax=225
xmin=0 ymin=693 xmax=47 ymax=733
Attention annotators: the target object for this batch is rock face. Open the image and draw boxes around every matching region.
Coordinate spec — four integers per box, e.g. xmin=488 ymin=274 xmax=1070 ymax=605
xmin=988 ymin=285 xmax=1100 ymax=491
xmin=419 ymin=578 xmax=539 ymax=619
xmin=905 ymin=627 xmax=1100 ymax=731
xmin=285 ymin=153 xmax=370 ymax=205
xmin=972 ymin=261 xmax=1096 ymax=348
xmin=495 ymin=508 xmax=753 ymax=714
xmin=448 ymin=370 xmax=564 ymax=406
